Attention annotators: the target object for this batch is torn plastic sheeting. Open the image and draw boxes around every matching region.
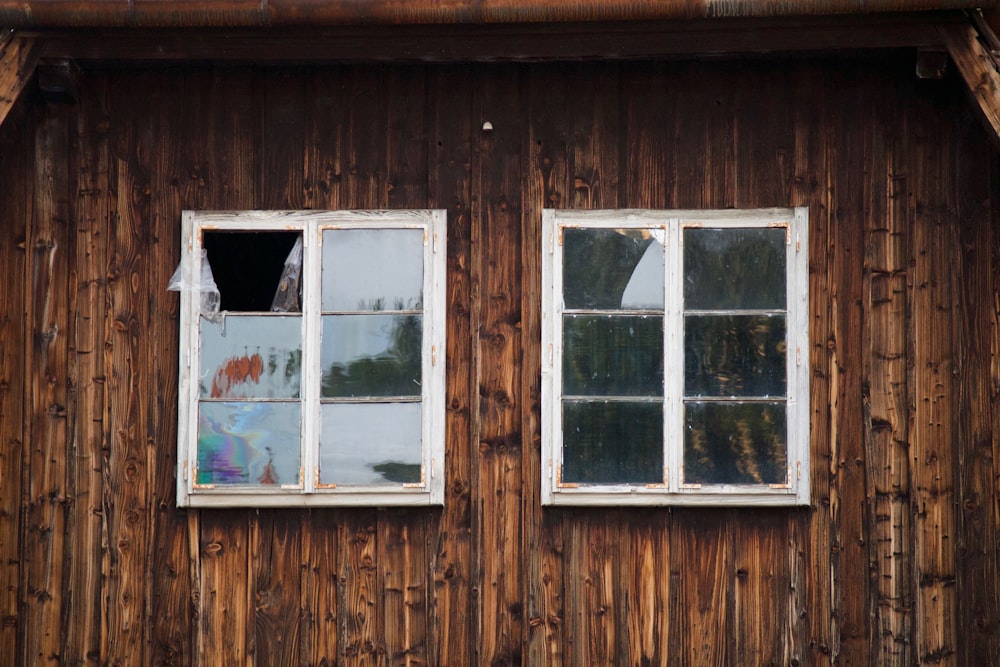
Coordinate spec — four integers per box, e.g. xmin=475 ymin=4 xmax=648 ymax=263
xmin=167 ymin=248 xmax=222 ymax=321
xmin=271 ymin=236 xmax=303 ymax=312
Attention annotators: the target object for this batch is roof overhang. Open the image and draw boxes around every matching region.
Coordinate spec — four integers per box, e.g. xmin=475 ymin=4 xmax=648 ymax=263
xmin=0 ymin=0 xmax=998 ymax=28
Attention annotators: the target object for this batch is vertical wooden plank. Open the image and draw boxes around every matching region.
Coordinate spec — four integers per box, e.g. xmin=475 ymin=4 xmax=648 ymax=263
xmin=198 ymin=510 xmax=251 ymax=665
xmin=953 ymin=100 xmax=1000 ymax=666
xmin=21 ymin=98 xmax=72 ymax=667
xmin=250 ymin=512 xmax=302 ymax=665
xmin=621 ymin=516 xmax=669 ymax=667
xmin=104 ymin=70 xmax=160 ymax=665
xmin=824 ymin=65 xmax=870 ymax=667
xmin=561 ymin=517 xmax=589 ymax=667
xmin=344 ymin=64 xmax=388 ymax=210
xmin=523 ymin=62 xmax=567 ymax=667
xmin=733 ymin=60 xmax=794 ymax=209
xmin=909 ymin=78 xmax=958 ymax=667
xmin=0 ymin=70 xmax=29 ymax=664
xmin=863 ymin=65 xmax=913 ymax=667
xmin=62 ymin=69 xmax=109 ymax=667
xmin=473 ymin=63 xmax=524 ymax=667
xmin=302 ymin=509 xmax=340 ymax=667
xmin=428 ymin=63 xmax=474 ymax=667
xmin=793 ymin=58 xmax=835 ymax=667
xmin=339 ymin=519 xmax=380 ymax=665
xmin=733 ymin=512 xmax=789 ymax=665
xmin=623 ymin=61 xmax=670 ymax=209
xmin=382 ymin=512 xmax=429 ymax=666
xmin=669 ymin=513 xmax=731 ymax=667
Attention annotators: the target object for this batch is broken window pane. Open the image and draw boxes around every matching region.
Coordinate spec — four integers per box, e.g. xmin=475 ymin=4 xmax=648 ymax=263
xmin=562 ymin=314 xmax=663 ymax=396
xmin=319 ymin=402 xmax=422 ymax=485
xmin=203 ymin=230 xmax=302 ymax=312
xmin=322 ymin=228 xmax=423 ymax=311
xmin=320 ymin=313 xmax=422 ymax=398
xmin=683 ymin=401 xmax=786 ymax=485
xmin=199 ymin=315 xmax=302 ymax=399
xmin=563 ymin=228 xmax=664 ymax=310
xmin=562 ymin=400 xmax=663 ymax=484
xmin=196 ymin=401 xmax=301 ymax=486
xmin=684 ymin=227 xmax=785 ymax=310
xmin=684 ymin=314 xmax=786 ymax=398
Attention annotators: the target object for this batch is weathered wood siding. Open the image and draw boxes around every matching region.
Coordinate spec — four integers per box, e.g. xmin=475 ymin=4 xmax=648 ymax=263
xmin=1 ymin=53 xmax=998 ymax=666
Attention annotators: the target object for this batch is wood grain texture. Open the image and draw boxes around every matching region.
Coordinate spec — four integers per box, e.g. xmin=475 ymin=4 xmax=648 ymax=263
xmin=0 ymin=74 xmax=29 ymax=664
xmin=910 ymin=78 xmax=959 ymax=666
xmin=0 ymin=54 xmax=995 ymax=667
xmin=941 ymin=21 xmax=1000 ymax=146
xmin=473 ymin=63 xmax=524 ymax=667
xmin=0 ymin=32 xmax=40 ymax=129
xmin=428 ymin=63 xmax=474 ymax=667
xmin=22 ymin=99 xmax=71 ymax=667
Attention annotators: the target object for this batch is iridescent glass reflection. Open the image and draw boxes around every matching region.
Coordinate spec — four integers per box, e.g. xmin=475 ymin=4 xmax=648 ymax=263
xmin=684 ymin=227 xmax=785 ymax=310
xmin=684 ymin=401 xmax=786 ymax=484
xmin=197 ymin=401 xmax=301 ymax=486
xmin=684 ymin=314 xmax=786 ymax=397
xmin=199 ymin=316 xmax=302 ymax=399
xmin=563 ymin=315 xmax=663 ymax=396
xmin=321 ymin=314 xmax=422 ymax=397
xmin=320 ymin=402 xmax=422 ymax=485
xmin=562 ymin=401 xmax=663 ymax=484
xmin=563 ymin=228 xmax=664 ymax=310
xmin=322 ymin=228 xmax=423 ymax=311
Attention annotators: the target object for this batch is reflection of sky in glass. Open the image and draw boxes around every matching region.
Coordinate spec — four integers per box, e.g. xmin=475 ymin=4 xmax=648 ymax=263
xmin=199 ymin=316 xmax=301 ymax=398
xmin=321 ymin=314 xmax=419 ymax=366
xmin=322 ymin=228 xmax=423 ymax=311
xmin=197 ymin=401 xmax=301 ymax=486
xmin=320 ymin=403 xmax=422 ymax=485
xmin=620 ymin=239 xmax=664 ymax=308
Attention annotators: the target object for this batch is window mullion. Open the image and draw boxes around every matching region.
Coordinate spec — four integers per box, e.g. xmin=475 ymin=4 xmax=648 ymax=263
xmin=665 ymin=218 xmax=683 ymax=493
xmin=302 ymin=222 xmax=321 ymax=494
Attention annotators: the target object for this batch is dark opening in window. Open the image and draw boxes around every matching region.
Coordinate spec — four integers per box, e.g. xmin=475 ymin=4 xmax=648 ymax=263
xmin=203 ymin=231 xmax=300 ymax=312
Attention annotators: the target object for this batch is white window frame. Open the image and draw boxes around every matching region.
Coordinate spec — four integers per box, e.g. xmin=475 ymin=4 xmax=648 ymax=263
xmin=176 ymin=210 xmax=446 ymax=507
xmin=541 ymin=208 xmax=810 ymax=506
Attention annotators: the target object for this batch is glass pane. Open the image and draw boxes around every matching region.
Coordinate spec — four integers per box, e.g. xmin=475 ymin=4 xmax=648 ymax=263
xmin=684 ymin=227 xmax=785 ymax=310
xmin=562 ymin=401 xmax=663 ymax=484
xmin=322 ymin=228 xmax=423 ymax=311
xmin=684 ymin=314 xmax=786 ymax=397
xmin=563 ymin=228 xmax=664 ymax=310
xmin=321 ymin=314 xmax=422 ymax=398
xmin=197 ymin=401 xmax=301 ymax=486
xmin=684 ymin=401 xmax=786 ymax=485
xmin=199 ymin=316 xmax=302 ymax=399
xmin=320 ymin=403 xmax=422 ymax=485
xmin=563 ymin=315 xmax=663 ymax=396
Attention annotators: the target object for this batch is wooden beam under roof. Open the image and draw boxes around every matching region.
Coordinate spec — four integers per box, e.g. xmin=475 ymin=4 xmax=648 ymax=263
xmin=941 ymin=18 xmax=1000 ymax=144
xmin=0 ymin=30 xmax=41 ymax=129
xmin=36 ymin=13 xmax=962 ymax=63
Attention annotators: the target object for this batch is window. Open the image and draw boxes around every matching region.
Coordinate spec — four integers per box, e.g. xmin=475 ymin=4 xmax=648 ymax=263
xmin=176 ymin=210 xmax=446 ymax=507
xmin=541 ymin=208 xmax=809 ymax=506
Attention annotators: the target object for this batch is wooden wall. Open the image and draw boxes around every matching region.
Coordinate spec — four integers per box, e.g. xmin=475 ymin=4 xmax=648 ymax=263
xmin=0 ymin=53 xmax=998 ymax=666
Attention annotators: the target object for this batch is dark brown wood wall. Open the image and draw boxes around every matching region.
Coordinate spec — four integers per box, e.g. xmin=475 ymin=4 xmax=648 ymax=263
xmin=0 ymin=53 xmax=998 ymax=666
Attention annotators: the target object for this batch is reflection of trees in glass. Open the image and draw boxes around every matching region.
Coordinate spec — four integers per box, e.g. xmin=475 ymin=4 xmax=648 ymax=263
xmin=563 ymin=401 xmax=663 ymax=484
xmin=322 ymin=312 xmax=422 ymax=397
xmin=684 ymin=402 xmax=786 ymax=484
xmin=372 ymin=461 xmax=421 ymax=483
xmin=684 ymin=228 xmax=785 ymax=310
xmin=685 ymin=315 xmax=786 ymax=397
xmin=563 ymin=316 xmax=662 ymax=396
xmin=564 ymin=229 xmax=653 ymax=308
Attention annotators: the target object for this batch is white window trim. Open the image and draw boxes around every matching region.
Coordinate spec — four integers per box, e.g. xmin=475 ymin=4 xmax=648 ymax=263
xmin=176 ymin=210 xmax=447 ymax=507
xmin=541 ymin=207 xmax=810 ymax=506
